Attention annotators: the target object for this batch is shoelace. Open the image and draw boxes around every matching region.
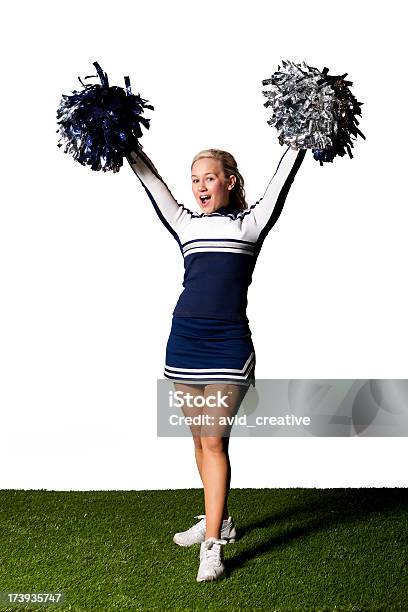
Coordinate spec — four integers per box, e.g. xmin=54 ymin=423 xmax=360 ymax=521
xmin=203 ymin=537 xmax=227 ymax=564
xmin=192 ymin=515 xmax=206 ymax=534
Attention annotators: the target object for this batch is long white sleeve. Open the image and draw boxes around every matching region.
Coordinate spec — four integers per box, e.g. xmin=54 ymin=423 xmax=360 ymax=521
xmin=250 ymin=146 xmax=306 ymax=241
xmin=126 ymin=149 xmax=193 ymax=247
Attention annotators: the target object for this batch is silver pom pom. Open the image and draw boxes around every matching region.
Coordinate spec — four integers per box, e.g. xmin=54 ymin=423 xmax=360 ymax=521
xmin=262 ymin=59 xmax=365 ymax=164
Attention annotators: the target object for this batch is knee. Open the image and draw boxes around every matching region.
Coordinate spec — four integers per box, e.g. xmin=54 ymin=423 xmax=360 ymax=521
xmin=193 ymin=435 xmax=203 ymax=451
xmin=201 ymin=437 xmax=225 ymax=454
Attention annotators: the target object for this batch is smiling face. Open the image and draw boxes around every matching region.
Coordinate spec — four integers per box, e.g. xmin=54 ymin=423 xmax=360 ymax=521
xmin=191 ymin=157 xmax=236 ymax=213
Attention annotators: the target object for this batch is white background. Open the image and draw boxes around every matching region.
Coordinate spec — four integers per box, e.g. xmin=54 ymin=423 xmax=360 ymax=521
xmin=1 ymin=1 xmax=406 ymax=489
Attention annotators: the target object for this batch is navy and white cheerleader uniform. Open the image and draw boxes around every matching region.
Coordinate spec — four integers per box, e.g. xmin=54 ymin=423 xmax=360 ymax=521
xmin=127 ymin=146 xmax=306 ymax=385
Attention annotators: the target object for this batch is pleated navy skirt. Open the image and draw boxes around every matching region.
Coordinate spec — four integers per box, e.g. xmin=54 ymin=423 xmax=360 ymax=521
xmin=164 ymin=316 xmax=256 ymax=386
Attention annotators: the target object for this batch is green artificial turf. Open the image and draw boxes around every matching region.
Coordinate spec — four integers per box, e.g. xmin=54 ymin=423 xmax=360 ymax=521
xmin=0 ymin=488 xmax=407 ymax=612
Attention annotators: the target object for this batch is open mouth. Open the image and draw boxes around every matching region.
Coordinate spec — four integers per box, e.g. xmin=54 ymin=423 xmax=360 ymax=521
xmin=200 ymin=195 xmax=211 ymax=206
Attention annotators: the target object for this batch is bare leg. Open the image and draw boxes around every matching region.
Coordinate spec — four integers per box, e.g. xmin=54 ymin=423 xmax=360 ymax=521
xmin=223 ymin=435 xmax=231 ymax=518
xmin=174 ymin=382 xmax=205 ymax=483
xmin=200 ymin=382 xmax=249 ymax=540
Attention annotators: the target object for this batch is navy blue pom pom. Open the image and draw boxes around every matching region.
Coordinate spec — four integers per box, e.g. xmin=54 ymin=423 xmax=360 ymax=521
xmin=56 ymin=61 xmax=154 ymax=172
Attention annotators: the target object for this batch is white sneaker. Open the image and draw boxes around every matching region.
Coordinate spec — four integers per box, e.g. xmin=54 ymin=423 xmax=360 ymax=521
xmin=173 ymin=514 xmax=237 ymax=547
xmin=197 ymin=537 xmax=227 ymax=582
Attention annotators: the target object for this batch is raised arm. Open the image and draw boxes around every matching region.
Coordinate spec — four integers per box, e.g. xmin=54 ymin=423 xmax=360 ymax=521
xmin=126 ymin=148 xmax=192 ymax=248
xmin=251 ymin=145 xmax=306 ymax=246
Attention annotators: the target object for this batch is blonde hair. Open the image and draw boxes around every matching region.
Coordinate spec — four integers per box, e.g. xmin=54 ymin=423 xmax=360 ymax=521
xmin=191 ymin=149 xmax=248 ymax=212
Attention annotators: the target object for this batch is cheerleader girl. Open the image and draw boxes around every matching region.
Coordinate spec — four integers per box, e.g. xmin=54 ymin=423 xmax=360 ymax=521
xmin=126 ymin=143 xmax=306 ymax=581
